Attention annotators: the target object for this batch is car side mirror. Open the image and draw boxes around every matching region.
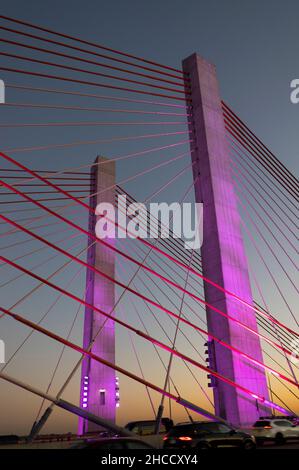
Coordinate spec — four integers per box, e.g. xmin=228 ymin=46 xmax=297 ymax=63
xmin=229 ymin=429 xmax=236 ymax=435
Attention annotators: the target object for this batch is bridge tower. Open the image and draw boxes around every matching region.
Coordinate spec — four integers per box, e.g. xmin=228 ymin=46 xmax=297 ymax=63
xmin=183 ymin=54 xmax=269 ymax=427
xmin=78 ymin=156 xmax=116 ymax=435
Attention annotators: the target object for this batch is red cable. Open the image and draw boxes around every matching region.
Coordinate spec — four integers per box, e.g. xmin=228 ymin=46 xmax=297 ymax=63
xmin=1 ymin=177 xmax=298 ymax=351
xmin=7 ymin=84 xmax=190 ymax=109
xmin=0 ymin=14 xmax=189 ymax=78
xmin=0 ymin=197 xmax=77 ymax=204
xmin=224 ymin=115 xmax=299 ymax=196
xmin=116 ymin=199 xmax=299 ymax=365
xmin=5 ymin=179 xmax=297 ymax=365
xmin=0 ymin=268 xmax=294 ymax=407
xmin=0 ymin=34 xmax=189 ymax=89
xmin=116 ymin=188 xmax=202 ymax=272
xmin=222 ymin=102 xmax=299 ymax=190
xmin=3 ymin=132 xmax=191 ymax=154
xmin=0 ymin=66 xmax=191 ymax=102
xmin=3 ymin=191 xmax=298 ymax=374
xmin=0 ymin=168 xmax=91 ymax=175
xmin=0 ymin=190 xmax=90 ymax=195
xmin=4 ymin=132 xmax=192 ymax=155
xmin=0 ymin=51 xmax=190 ymax=96
xmin=0 ymin=203 xmax=82 ymax=230
xmin=0 ymin=205 xmax=63 ymax=215
xmin=3 ymin=184 xmax=298 ymax=385
xmin=4 ymin=101 xmax=190 ymax=117
xmin=0 ymin=305 xmax=186 ymax=410
xmin=2 ymin=183 xmax=90 ymax=187
xmin=233 ymin=188 xmax=299 ymax=326
xmin=117 ymin=238 xmax=298 ymax=385
xmin=231 ymin=160 xmax=298 ymax=255
xmin=1 ymin=176 xmax=91 ymax=181
xmin=1 ymin=151 xmax=189 ymax=200
xmin=224 ymin=119 xmax=299 ymax=200
xmin=0 ymin=120 xmax=189 ymax=128
xmin=1 ymin=150 xmax=297 ymax=339
xmin=122 ymin=229 xmax=297 ymax=376
xmin=0 ymin=216 xmax=79 ymax=242
xmin=228 ymin=138 xmax=299 ymax=222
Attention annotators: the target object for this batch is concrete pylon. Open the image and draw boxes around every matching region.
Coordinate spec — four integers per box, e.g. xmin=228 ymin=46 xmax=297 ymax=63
xmin=182 ymin=54 xmax=269 ymax=427
xmin=78 ymin=156 xmax=116 ymax=435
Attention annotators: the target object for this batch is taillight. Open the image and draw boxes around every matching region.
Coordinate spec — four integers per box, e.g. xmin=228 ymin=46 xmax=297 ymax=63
xmin=178 ymin=436 xmax=192 ymax=441
xmin=264 ymin=426 xmax=272 ymax=429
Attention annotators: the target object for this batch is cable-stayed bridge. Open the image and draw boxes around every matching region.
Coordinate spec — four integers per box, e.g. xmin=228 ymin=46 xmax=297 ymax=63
xmin=0 ymin=14 xmax=298 ymax=441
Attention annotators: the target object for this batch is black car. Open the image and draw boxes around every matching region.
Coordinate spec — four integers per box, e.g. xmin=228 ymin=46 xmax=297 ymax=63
xmin=163 ymin=421 xmax=256 ymax=450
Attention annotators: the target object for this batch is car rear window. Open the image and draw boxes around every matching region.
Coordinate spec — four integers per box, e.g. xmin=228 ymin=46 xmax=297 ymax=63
xmin=167 ymin=422 xmax=231 ymax=437
xmin=253 ymin=420 xmax=271 ymax=427
xmin=167 ymin=424 xmax=197 ymax=437
xmin=195 ymin=423 xmax=231 ymax=433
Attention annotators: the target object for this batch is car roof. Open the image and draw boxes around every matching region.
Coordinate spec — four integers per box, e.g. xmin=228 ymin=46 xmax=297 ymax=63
xmin=174 ymin=421 xmax=222 ymax=426
xmin=126 ymin=418 xmax=170 ymax=425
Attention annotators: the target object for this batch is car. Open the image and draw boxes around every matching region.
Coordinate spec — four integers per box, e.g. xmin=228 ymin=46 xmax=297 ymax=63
xmin=71 ymin=436 xmax=155 ymax=450
xmin=251 ymin=418 xmax=299 ymax=445
xmin=125 ymin=418 xmax=173 ymax=435
xmin=163 ymin=421 xmax=256 ymax=450
xmin=125 ymin=418 xmax=173 ymax=448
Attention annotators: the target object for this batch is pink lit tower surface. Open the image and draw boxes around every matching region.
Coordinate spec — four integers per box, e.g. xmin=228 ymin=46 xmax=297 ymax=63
xmin=78 ymin=156 xmax=117 ymax=435
xmin=183 ymin=54 xmax=270 ymax=427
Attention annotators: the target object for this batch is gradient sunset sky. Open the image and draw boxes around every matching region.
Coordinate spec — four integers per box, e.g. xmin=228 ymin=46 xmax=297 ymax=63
xmin=0 ymin=0 xmax=298 ymax=435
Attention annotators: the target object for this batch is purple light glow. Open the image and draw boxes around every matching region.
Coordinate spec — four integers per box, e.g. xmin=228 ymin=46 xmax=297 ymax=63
xmin=81 ymin=375 xmax=89 ymax=411
xmin=115 ymin=376 xmax=120 ymax=408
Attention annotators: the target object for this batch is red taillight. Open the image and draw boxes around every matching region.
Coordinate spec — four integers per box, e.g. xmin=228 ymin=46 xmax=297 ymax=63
xmin=264 ymin=426 xmax=272 ymax=429
xmin=178 ymin=436 xmax=192 ymax=441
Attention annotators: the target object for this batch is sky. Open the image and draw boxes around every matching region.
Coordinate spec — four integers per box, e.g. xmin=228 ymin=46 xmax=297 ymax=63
xmin=0 ymin=0 xmax=298 ymax=435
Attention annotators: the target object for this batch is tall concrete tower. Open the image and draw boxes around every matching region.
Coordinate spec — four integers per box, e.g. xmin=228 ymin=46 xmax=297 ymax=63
xmin=183 ymin=54 xmax=269 ymax=427
xmin=78 ymin=156 xmax=116 ymax=435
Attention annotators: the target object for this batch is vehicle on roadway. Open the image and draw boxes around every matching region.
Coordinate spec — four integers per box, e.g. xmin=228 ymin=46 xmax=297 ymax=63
xmin=251 ymin=418 xmax=299 ymax=445
xmin=71 ymin=437 xmax=155 ymax=450
xmin=125 ymin=418 xmax=173 ymax=435
xmin=163 ymin=421 xmax=256 ymax=450
xmin=124 ymin=418 xmax=173 ymax=448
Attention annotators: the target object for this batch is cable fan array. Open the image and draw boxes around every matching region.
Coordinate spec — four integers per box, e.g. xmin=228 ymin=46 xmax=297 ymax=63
xmin=0 ymin=14 xmax=298 ymax=436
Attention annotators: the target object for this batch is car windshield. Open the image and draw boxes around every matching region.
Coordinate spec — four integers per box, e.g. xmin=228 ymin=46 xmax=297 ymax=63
xmin=274 ymin=421 xmax=292 ymax=427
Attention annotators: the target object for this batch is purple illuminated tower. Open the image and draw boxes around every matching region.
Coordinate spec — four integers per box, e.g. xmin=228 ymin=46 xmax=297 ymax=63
xmin=78 ymin=156 xmax=116 ymax=435
xmin=183 ymin=54 xmax=269 ymax=427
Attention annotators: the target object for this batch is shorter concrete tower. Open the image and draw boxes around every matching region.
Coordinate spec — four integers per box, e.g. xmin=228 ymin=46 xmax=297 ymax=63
xmin=78 ymin=156 xmax=116 ymax=435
